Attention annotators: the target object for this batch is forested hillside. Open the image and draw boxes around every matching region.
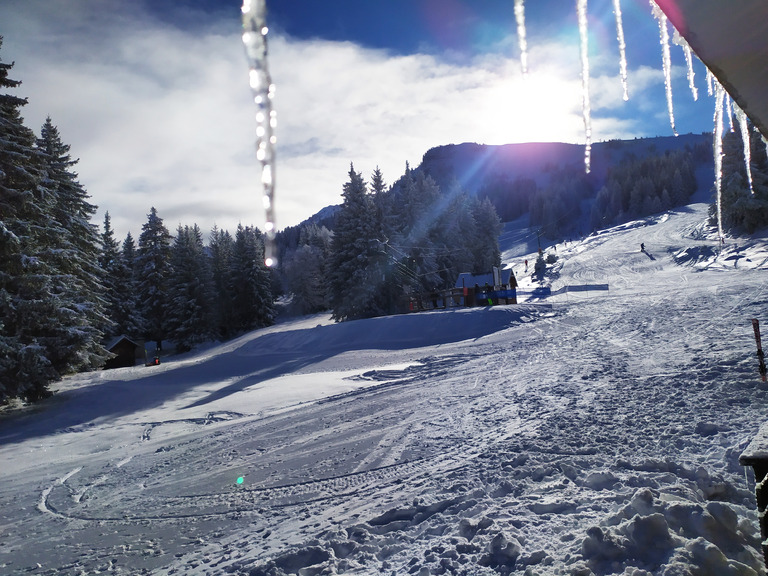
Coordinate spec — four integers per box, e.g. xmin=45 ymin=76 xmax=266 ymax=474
xmin=0 ymin=43 xmax=275 ymax=403
xmin=279 ymin=164 xmax=502 ymax=321
xmin=420 ymin=137 xmax=712 ymax=239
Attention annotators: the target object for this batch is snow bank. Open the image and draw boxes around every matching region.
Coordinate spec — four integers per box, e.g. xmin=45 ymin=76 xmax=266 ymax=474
xmin=579 ymin=487 xmax=761 ymax=575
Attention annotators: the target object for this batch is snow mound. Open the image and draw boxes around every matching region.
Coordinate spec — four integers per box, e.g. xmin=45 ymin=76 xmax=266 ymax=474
xmin=579 ymin=487 xmax=762 ymax=575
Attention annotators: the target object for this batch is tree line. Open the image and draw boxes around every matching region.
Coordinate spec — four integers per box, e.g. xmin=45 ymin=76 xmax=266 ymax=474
xmin=477 ymin=143 xmax=711 ymax=239
xmin=100 ymin=212 xmax=275 ymax=354
xmin=590 ymin=147 xmax=701 ymax=231
xmin=276 ymin=164 xmax=502 ymax=321
xmin=713 ymin=120 xmax=768 ymax=233
xmin=1 ymin=41 xmax=275 ymax=403
xmin=2 ymin=40 xmax=107 ymax=402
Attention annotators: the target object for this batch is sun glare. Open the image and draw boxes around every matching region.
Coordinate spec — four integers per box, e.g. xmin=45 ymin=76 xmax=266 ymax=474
xmin=480 ymin=70 xmax=582 ymax=145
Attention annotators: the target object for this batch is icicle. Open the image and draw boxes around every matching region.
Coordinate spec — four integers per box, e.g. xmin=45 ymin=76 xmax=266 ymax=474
xmin=651 ymin=1 xmax=677 ymax=136
xmin=713 ymin=82 xmax=726 ymax=244
xmin=706 ymin=69 xmax=714 ymax=97
xmin=242 ymin=0 xmax=278 ymax=266
xmin=762 ymin=134 xmax=768 ymax=163
xmin=613 ymin=0 xmax=628 ymax=101
xmin=577 ymin=0 xmax=592 ymax=173
xmin=726 ymin=96 xmax=735 ymax=133
xmin=734 ymin=102 xmax=754 ymax=194
xmin=514 ymin=0 xmax=528 ymax=76
xmin=672 ymin=29 xmax=697 ymax=101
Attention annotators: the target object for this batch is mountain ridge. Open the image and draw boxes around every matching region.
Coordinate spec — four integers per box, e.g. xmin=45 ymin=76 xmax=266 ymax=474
xmin=291 ymin=132 xmax=713 ymax=232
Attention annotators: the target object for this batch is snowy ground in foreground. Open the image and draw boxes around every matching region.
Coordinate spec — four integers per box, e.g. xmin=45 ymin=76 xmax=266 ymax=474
xmin=2 ymin=203 xmax=768 ymax=576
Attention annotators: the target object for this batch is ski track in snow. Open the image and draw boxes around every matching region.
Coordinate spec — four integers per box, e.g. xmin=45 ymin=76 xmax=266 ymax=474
xmin=2 ymin=203 xmax=768 ymax=575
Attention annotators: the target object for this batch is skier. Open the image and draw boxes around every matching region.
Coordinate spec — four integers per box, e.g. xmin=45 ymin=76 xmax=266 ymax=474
xmin=640 ymin=243 xmax=645 ymax=252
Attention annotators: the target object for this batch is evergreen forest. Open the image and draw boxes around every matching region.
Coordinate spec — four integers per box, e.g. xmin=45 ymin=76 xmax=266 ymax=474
xmin=277 ymin=164 xmax=503 ymax=321
xmin=0 ymin=42 xmax=275 ymax=403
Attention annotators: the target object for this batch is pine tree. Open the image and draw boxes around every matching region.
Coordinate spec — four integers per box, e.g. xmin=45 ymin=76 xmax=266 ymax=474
xmin=136 ymin=207 xmax=172 ymax=350
xmin=100 ymin=212 xmax=121 ymax=337
xmin=328 ymin=165 xmax=381 ymax=321
xmin=209 ymin=226 xmax=235 ymax=338
xmin=112 ymin=232 xmax=141 ymax=338
xmin=283 ymin=223 xmax=333 ymax=315
xmin=36 ymin=117 xmax=109 ymax=374
xmin=230 ymin=224 xmax=275 ymax=332
xmin=0 ymin=38 xmax=58 ymax=400
xmin=167 ymin=224 xmax=214 ymax=352
xmin=471 ymin=196 xmax=502 ymax=274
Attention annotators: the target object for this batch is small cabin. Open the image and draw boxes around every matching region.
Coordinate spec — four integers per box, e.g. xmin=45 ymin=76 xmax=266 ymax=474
xmin=104 ymin=336 xmax=141 ymax=369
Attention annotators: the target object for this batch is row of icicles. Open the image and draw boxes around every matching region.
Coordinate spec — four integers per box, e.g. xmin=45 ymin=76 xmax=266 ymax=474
xmin=516 ymin=0 xmax=761 ymax=243
xmin=242 ymin=0 xmax=764 ymax=265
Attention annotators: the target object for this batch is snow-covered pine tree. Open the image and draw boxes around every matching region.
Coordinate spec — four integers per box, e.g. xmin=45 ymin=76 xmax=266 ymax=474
xmin=230 ymin=224 xmax=275 ymax=332
xmin=167 ymin=224 xmax=214 ymax=352
xmin=99 ymin=212 xmax=121 ymax=337
xmin=36 ymin=118 xmax=110 ymax=374
xmin=328 ymin=165 xmax=382 ymax=321
xmin=136 ymin=207 xmax=172 ymax=351
xmin=366 ymin=167 xmax=403 ymax=315
xmin=112 ymin=232 xmax=142 ymax=338
xmin=0 ymin=38 xmax=58 ymax=401
xmin=470 ymin=196 xmax=503 ymax=274
xmin=405 ymin=171 xmax=446 ymax=293
xmin=429 ymin=190 xmax=476 ymax=287
xmin=208 ymin=226 xmax=236 ymax=339
xmin=283 ymin=224 xmax=332 ymax=316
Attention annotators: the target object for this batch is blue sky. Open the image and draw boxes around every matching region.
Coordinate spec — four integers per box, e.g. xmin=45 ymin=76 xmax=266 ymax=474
xmin=0 ymin=0 xmax=716 ymax=239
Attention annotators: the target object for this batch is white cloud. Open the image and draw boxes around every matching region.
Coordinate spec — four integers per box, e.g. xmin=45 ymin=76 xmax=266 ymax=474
xmin=0 ymin=0 xmax=706 ymax=241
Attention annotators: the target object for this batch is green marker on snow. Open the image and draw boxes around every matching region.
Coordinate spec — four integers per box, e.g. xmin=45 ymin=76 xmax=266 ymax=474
xmin=236 ymin=476 xmax=244 ymax=485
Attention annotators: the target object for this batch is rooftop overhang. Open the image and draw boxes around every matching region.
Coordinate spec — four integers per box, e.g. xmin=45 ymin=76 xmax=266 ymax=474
xmin=655 ymin=0 xmax=768 ymax=139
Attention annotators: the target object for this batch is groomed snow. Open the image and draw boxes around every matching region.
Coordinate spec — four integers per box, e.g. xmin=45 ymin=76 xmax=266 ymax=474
xmin=2 ymin=202 xmax=768 ymax=575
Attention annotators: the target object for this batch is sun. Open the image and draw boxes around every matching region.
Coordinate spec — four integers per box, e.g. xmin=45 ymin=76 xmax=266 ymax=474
xmin=479 ymin=67 xmax=585 ymax=145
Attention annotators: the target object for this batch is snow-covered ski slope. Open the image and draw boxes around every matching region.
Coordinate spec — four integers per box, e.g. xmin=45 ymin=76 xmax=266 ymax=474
xmin=2 ymin=202 xmax=768 ymax=575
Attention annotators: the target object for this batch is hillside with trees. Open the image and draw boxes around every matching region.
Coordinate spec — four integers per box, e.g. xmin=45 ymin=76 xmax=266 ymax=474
xmin=712 ymin=119 xmax=768 ymax=232
xmin=419 ymin=136 xmax=712 ymax=239
xmin=0 ymin=40 xmax=275 ymax=403
xmin=278 ymin=164 xmax=502 ymax=322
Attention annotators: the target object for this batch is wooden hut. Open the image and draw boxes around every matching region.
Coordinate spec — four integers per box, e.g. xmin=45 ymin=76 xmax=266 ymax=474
xmin=104 ymin=336 xmax=141 ymax=369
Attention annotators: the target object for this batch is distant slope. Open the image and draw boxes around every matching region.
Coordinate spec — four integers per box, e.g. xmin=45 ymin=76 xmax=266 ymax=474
xmin=418 ymin=133 xmax=711 ymax=193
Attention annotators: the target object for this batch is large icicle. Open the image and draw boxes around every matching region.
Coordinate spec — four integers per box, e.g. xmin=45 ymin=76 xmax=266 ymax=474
xmin=672 ymin=29 xmax=697 ymax=101
xmin=734 ymin=102 xmax=754 ymax=194
xmin=242 ymin=0 xmax=278 ymax=266
xmin=726 ymin=96 xmax=735 ymax=132
xmin=706 ymin=69 xmax=714 ymax=97
xmin=577 ymin=0 xmax=592 ymax=173
xmin=713 ymin=82 xmax=726 ymax=243
xmin=613 ymin=0 xmax=628 ymax=101
xmin=651 ymin=1 xmax=677 ymax=136
xmin=514 ymin=0 xmax=528 ymax=76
